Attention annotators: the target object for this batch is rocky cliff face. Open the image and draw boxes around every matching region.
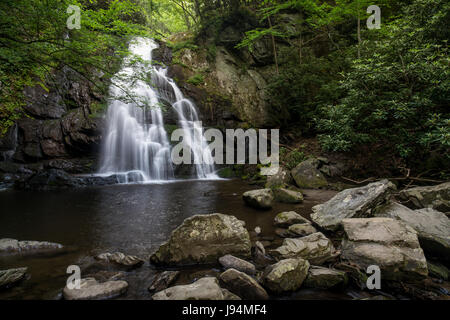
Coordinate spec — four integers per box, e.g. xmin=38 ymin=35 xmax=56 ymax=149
xmin=0 ymin=66 xmax=106 ymax=181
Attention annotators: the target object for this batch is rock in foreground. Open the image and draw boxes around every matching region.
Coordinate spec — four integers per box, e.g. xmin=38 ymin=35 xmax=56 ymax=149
xmin=375 ymin=202 xmax=450 ymax=260
xmin=341 ymin=218 xmax=428 ymax=280
xmin=263 ymin=258 xmax=310 ymax=293
xmin=0 ymin=267 xmax=27 ymax=289
xmin=219 ymin=255 xmax=256 ymax=275
xmin=273 ymin=188 xmax=303 ymax=204
xmin=150 ymin=214 xmax=251 ymax=266
xmin=291 ymin=158 xmax=328 ymax=189
xmin=95 ymin=252 xmax=144 ymax=269
xmin=273 ymin=211 xmax=310 ymax=228
xmin=270 ymin=233 xmax=336 ymax=265
xmin=0 ymin=238 xmax=63 ymax=254
xmin=311 ymin=180 xmax=396 ymax=231
xmin=399 ymin=182 xmax=450 ymax=213
xmin=152 ymin=277 xmax=238 ymax=300
xmin=63 ymin=278 xmax=128 ymax=300
xmin=148 ymin=271 xmax=180 ymax=293
xmin=219 ymin=269 xmax=269 ymax=300
xmin=243 ymin=189 xmax=274 ymax=209
xmin=304 ymin=266 xmax=348 ymax=289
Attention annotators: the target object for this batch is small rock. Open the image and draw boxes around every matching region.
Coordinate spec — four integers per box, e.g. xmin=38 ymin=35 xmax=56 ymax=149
xmin=274 ymin=211 xmax=310 ymax=228
xmin=219 ymin=269 xmax=269 ymax=300
xmin=0 ymin=267 xmax=27 ymax=289
xmin=243 ymin=189 xmax=274 ymax=210
xmin=0 ymin=238 xmax=63 ymax=254
xmin=152 ymin=277 xmax=228 ymax=300
xmin=273 ymin=188 xmax=303 ymax=204
xmin=291 ymin=158 xmax=328 ymax=189
xmin=219 ymin=255 xmax=256 ymax=275
xmin=63 ymin=278 xmax=128 ymax=300
xmin=265 ymin=168 xmax=293 ymax=189
xmin=304 ymin=266 xmax=348 ymax=289
xmin=263 ymin=258 xmax=310 ymax=293
xmin=270 ymin=232 xmax=336 ymax=265
xmin=253 ymin=241 xmax=273 ymax=267
xmin=254 ymin=226 xmax=262 ymax=235
xmin=95 ymin=252 xmax=144 ymax=269
xmin=427 ymin=261 xmax=449 ymax=281
xmin=288 ymin=224 xmax=317 ymax=237
xmin=148 ymin=271 xmax=180 ymax=293
xmin=399 ymin=182 xmax=450 ymax=213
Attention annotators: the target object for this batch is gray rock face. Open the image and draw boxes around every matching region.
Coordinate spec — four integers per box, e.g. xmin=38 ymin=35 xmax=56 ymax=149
xmin=291 ymin=158 xmax=328 ymax=189
xmin=311 ymin=180 xmax=396 ymax=231
xmin=219 ymin=269 xmax=269 ymax=300
xmin=304 ymin=266 xmax=348 ymax=289
xmin=0 ymin=238 xmax=63 ymax=254
xmin=95 ymin=252 xmax=144 ymax=269
xmin=150 ymin=214 xmax=251 ymax=266
xmin=243 ymin=189 xmax=274 ymax=209
xmin=63 ymin=278 xmax=128 ymax=300
xmin=265 ymin=168 xmax=294 ymax=189
xmin=219 ymin=255 xmax=256 ymax=275
xmin=341 ymin=218 xmax=428 ymax=281
xmin=399 ymin=182 xmax=450 ymax=213
xmin=263 ymin=258 xmax=310 ymax=293
xmin=148 ymin=271 xmax=180 ymax=293
xmin=270 ymin=233 xmax=336 ymax=265
xmin=273 ymin=188 xmax=304 ymax=204
xmin=375 ymin=202 xmax=450 ymax=260
xmin=152 ymin=277 xmax=232 ymax=300
xmin=0 ymin=267 xmax=27 ymax=289
xmin=274 ymin=211 xmax=310 ymax=228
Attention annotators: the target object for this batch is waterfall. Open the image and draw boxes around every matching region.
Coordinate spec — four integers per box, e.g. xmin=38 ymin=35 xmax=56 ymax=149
xmin=99 ymin=38 xmax=217 ymax=183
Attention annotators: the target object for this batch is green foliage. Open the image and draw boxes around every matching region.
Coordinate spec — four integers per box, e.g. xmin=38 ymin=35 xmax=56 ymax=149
xmin=168 ymin=39 xmax=198 ymax=52
xmin=317 ymin=0 xmax=449 ymax=166
xmin=280 ymin=147 xmax=307 ymax=170
xmin=0 ymin=0 xmax=148 ymax=134
xmin=186 ymin=73 xmax=205 ymax=86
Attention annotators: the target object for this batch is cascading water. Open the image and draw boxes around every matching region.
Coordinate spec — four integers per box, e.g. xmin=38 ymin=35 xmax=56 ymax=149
xmin=99 ymin=38 xmax=217 ymax=183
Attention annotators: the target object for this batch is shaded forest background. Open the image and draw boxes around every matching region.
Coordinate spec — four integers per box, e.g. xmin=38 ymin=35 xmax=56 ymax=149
xmin=0 ymin=0 xmax=448 ymax=179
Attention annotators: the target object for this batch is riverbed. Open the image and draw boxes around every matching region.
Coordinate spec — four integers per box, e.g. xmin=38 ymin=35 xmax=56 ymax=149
xmin=0 ymin=179 xmax=351 ymax=300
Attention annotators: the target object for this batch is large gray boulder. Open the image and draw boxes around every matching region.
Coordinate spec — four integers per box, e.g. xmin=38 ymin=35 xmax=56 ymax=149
xmin=270 ymin=232 xmax=336 ymax=265
xmin=63 ymin=278 xmax=128 ymax=300
xmin=341 ymin=218 xmax=428 ymax=281
xmin=150 ymin=214 xmax=251 ymax=266
xmin=0 ymin=267 xmax=27 ymax=289
xmin=219 ymin=255 xmax=256 ymax=275
xmin=291 ymin=158 xmax=328 ymax=189
xmin=399 ymin=182 xmax=450 ymax=213
xmin=311 ymin=180 xmax=396 ymax=231
xmin=0 ymin=238 xmax=63 ymax=254
xmin=243 ymin=189 xmax=274 ymax=209
xmin=219 ymin=269 xmax=269 ymax=300
xmin=304 ymin=266 xmax=348 ymax=289
xmin=263 ymin=258 xmax=310 ymax=293
xmin=152 ymin=277 xmax=239 ymax=300
xmin=95 ymin=252 xmax=144 ymax=269
xmin=375 ymin=202 xmax=450 ymax=260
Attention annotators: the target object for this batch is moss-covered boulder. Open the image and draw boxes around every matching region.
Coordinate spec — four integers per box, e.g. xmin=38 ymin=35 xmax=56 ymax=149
xmin=273 ymin=188 xmax=303 ymax=204
xmin=291 ymin=158 xmax=328 ymax=189
xmin=304 ymin=266 xmax=348 ymax=289
xmin=150 ymin=214 xmax=251 ymax=266
xmin=243 ymin=189 xmax=274 ymax=210
xmin=263 ymin=258 xmax=310 ymax=293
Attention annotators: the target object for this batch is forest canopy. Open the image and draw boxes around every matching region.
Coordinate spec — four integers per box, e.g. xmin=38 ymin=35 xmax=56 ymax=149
xmin=0 ymin=0 xmax=448 ymax=176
